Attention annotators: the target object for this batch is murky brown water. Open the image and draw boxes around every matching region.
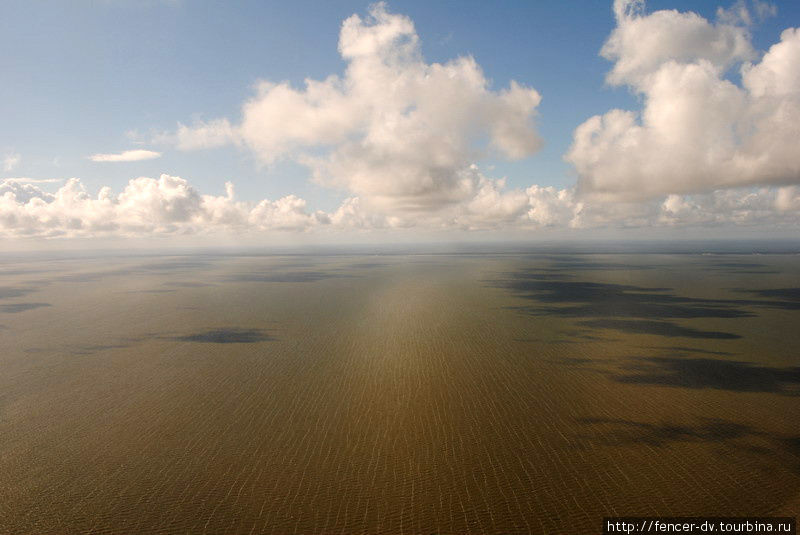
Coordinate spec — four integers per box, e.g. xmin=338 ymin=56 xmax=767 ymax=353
xmin=1 ymin=251 xmax=798 ymax=534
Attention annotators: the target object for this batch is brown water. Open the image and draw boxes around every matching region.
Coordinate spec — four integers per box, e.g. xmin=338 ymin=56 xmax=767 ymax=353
xmin=1 ymin=252 xmax=798 ymax=534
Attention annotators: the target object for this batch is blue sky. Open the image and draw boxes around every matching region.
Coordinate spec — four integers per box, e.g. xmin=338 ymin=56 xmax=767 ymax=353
xmin=2 ymin=1 xmax=632 ymax=201
xmin=2 ymin=0 xmax=800 ymax=242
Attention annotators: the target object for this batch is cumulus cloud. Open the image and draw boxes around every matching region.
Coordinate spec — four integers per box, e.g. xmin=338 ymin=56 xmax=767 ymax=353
xmin=173 ymin=119 xmax=239 ymax=150
xmin=0 ymin=181 xmax=56 ymax=204
xmin=3 ymin=153 xmax=21 ymax=172
xmin=717 ymin=0 xmax=777 ymax=26
xmin=1 ymin=178 xmax=62 ymax=184
xmin=1 ymin=173 xmax=798 ymax=238
xmin=174 ymin=3 xmax=542 ymax=214
xmin=0 ymin=175 xmax=325 ymax=238
xmin=602 ymin=0 xmax=755 ymax=86
xmin=567 ymin=0 xmax=800 ymax=201
xmin=89 ymin=149 xmax=162 ymax=162
xmin=4 ymin=2 xmax=799 ymax=240
xmin=775 ymin=185 xmax=800 ymax=212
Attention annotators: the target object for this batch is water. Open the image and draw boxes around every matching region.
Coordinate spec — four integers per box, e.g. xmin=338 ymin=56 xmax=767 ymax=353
xmin=1 ymin=251 xmax=798 ymax=533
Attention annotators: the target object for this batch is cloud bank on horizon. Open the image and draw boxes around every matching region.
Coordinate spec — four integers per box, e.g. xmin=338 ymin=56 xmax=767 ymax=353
xmin=1 ymin=0 xmax=799 ymax=239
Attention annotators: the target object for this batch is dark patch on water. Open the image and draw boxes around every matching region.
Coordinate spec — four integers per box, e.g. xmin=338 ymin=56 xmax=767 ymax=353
xmin=349 ymin=262 xmax=391 ymax=269
xmin=579 ymin=319 xmax=740 ymax=339
xmin=225 ymin=271 xmax=344 ymax=283
xmin=172 ymin=328 xmax=274 ymax=344
xmin=163 ymin=281 xmax=216 ymax=288
xmin=136 ymin=260 xmax=213 ymax=271
xmin=556 ymin=357 xmax=595 ymax=365
xmin=23 ymin=334 xmax=156 ymax=356
xmin=711 ymin=262 xmax=767 ymax=269
xmin=0 ymin=268 xmax=55 ymax=277
xmin=706 ymin=262 xmax=779 ymax=274
xmin=505 ymin=272 xmax=570 ymax=281
xmin=575 ymin=417 xmax=800 ymax=472
xmin=54 ymin=268 xmax=141 ymax=283
xmin=494 ymin=266 xmax=800 ymax=342
xmin=515 ymin=329 xmax=614 ymax=344
xmin=48 ymin=259 xmax=216 ymax=285
xmin=782 ymin=436 xmax=800 ymax=457
xmin=500 ymin=275 xmax=753 ymax=319
xmin=266 ymin=261 xmax=322 ymax=269
xmin=539 ymin=256 xmax=659 ymax=271
xmin=0 ymin=286 xmax=35 ymax=299
xmin=647 ymin=346 xmax=734 ymax=356
xmin=518 ymin=337 xmax=581 ymax=344
xmin=577 ymin=417 xmax=754 ymax=447
xmin=728 ymin=270 xmax=781 ymax=274
xmin=0 ymin=302 xmax=51 ymax=313
xmin=612 ymin=357 xmax=800 ymax=394
xmin=71 ymin=343 xmax=139 ymax=355
xmin=738 ymin=287 xmax=800 ymax=309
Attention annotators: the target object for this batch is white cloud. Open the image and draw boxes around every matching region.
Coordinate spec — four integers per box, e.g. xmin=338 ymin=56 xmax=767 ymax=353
xmin=603 ymin=0 xmax=755 ymax=86
xmin=0 ymin=175 xmax=326 ymax=238
xmin=174 ymin=119 xmax=239 ymax=150
xmin=1 ymin=178 xmax=62 ymax=184
xmin=5 ymin=2 xmax=798 ymax=240
xmin=0 ymin=173 xmax=798 ymax=239
xmin=248 ymin=195 xmax=329 ymax=231
xmin=567 ymin=0 xmax=800 ymax=201
xmin=717 ymin=0 xmax=777 ymax=26
xmin=3 ymin=153 xmax=21 ymax=172
xmin=775 ymin=185 xmax=800 ymax=212
xmin=0 ymin=181 xmax=56 ymax=204
xmin=753 ymin=0 xmax=778 ymax=20
xmin=89 ymin=149 xmax=162 ymax=162
xmin=174 ymin=3 xmax=543 ymax=215
xmin=658 ymin=186 xmax=799 ymax=226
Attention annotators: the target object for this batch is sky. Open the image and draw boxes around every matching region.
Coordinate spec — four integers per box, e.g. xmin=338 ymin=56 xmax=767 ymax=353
xmin=1 ymin=0 xmax=800 ymax=245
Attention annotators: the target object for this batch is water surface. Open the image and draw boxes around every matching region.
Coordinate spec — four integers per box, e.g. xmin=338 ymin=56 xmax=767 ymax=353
xmin=1 ymin=251 xmax=798 ymax=533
